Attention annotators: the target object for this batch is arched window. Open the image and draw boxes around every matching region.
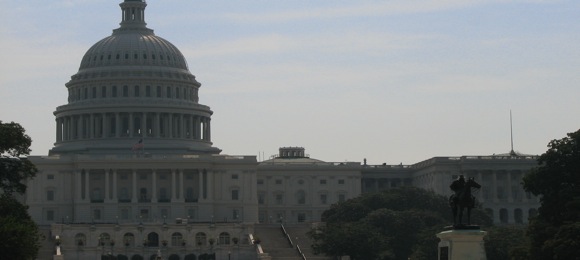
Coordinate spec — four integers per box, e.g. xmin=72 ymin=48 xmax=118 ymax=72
xmin=219 ymin=232 xmax=230 ymax=245
xmin=123 ymin=233 xmax=135 ymax=247
xmin=75 ymin=233 xmax=86 ymax=247
xmin=91 ymin=188 xmax=102 ymax=202
xmin=195 ymin=232 xmax=206 ymax=246
xmin=514 ymin=208 xmax=523 ymax=224
xmin=171 ymin=232 xmax=183 ymax=246
xmin=146 ymin=232 xmax=159 ymax=247
xmin=499 ymin=208 xmax=508 ymax=224
xmin=98 ymin=233 xmax=111 ymax=246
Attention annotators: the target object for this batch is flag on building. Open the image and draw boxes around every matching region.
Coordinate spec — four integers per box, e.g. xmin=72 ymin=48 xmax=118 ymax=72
xmin=132 ymin=138 xmax=144 ymax=151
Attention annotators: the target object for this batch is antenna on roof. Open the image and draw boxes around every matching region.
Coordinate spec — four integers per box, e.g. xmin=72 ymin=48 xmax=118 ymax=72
xmin=509 ymin=110 xmax=517 ymax=156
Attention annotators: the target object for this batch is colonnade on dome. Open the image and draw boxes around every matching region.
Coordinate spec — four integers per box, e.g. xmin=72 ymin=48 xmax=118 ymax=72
xmin=54 ymin=112 xmax=211 ymax=143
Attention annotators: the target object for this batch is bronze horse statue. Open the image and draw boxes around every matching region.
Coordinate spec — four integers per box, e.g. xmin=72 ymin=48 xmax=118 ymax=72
xmin=449 ymin=177 xmax=481 ymax=226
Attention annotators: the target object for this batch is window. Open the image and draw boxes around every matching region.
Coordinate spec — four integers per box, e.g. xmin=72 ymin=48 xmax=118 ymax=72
xmin=219 ymin=232 xmax=230 ymax=245
xmin=187 ymin=208 xmax=197 ymax=219
xmin=75 ymin=233 xmax=87 ymax=247
xmin=146 ymin=86 xmax=151 ymax=97
xmin=101 ymin=86 xmax=107 ymax=98
xmin=275 ymin=194 xmax=283 ymax=205
xmin=275 ymin=179 xmax=282 ymax=185
xmin=338 ymin=179 xmax=345 ymax=185
xmin=160 ymin=208 xmax=169 ymax=219
xmin=123 ymin=86 xmax=128 ymax=97
xmin=231 ymin=190 xmax=239 ymax=200
xmin=120 ymin=208 xmax=129 ymax=220
xmin=112 ymin=86 xmax=117 ymax=97
xmin=140 ymin=173 xmax=147 ymax=180
xmin=92 ymin=87 xmax=97 ymax=98
xmin=47 ymin=174 xmax=54 ymax=180
xmin=140 ymin=209 xmax=149 ymax=220
xmin=257 ymin=179 xmax=264 ymax=185
xmin=46 ymin=209 xmax=54 ymax=221
xmin=500 ymin=208 xmax=508 ymax=223
xmin=258 ymin=193 xmax=265 ymax=204
xmin=166 ymin=87 xmax=171 ymax=98
xmin=298 ymin=179 xmax=304 ymax=185
xmin=320 ymin=179 xmax=327 ymax=185
xmin=171 ymin=233 xmax=183 ymax=246
xmin=196 ymin=232 xmax=207 ymax=246
xmin=134 ymin=86 xmax=140 ymax=97
xmin=297 ymin=213 xmax=306 ymax=222
xmin=296 ymin=190 xmax=306 ymax=204
xmin=93 ymin=209 xmax=102 ymax=220
xmin=231 ymin=174 xmax=239 ymax=180
xmin=233 ymin=209 xmax=240 ymax=220
xmin=157 ymin=86 xmax=161 ymax=97
xmin=47 ymin=190 xmax=55 ymax=201
xmin=123 ymin=233 xmax=135 ymax=247
xmin=320 ymin=194 xmax=327 ymax=204
xmin=338 ymin=194 xmax=346 ymax=202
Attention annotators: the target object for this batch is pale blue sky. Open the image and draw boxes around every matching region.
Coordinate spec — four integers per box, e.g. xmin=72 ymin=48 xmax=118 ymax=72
xmin=1 ymin=0 xmax=579 ymax=164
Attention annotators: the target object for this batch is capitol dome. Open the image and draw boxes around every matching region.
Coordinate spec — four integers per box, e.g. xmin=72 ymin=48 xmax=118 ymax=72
xmin=50 ymin=0 xmax=220 ymax=155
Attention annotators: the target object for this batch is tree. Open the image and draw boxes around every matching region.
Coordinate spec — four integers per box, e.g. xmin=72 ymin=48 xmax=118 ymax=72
xmin=0 ymin=121 xmax=40 ymax=259
xmin=483 ymin=226 xmax=528 ymax=260
xmin=0 ymin=121 xmax=38 ymax=194
xmin=522 ymin=129 xmax=580 ymax=259
xmin=309 ymin=187 xmax=492 ymax=260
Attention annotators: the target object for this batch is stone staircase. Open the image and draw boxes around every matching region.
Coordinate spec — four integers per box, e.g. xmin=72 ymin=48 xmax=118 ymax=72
xmin=254 ymin=224 xmax=332 ymax=260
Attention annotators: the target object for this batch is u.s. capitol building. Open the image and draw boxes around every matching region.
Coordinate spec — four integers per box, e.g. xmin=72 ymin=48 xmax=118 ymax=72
xmin=25 ymin=1 xmax=539 ymax=259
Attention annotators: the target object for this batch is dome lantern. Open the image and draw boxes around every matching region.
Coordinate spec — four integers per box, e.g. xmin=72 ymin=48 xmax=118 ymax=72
xmin=117 ymin=0 xmax=148 ymax=31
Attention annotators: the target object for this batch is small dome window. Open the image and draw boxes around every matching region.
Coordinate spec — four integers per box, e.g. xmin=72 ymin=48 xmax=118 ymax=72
xmin=116 ymin=54 xmax=120 ymax=60
xmin=152 ymin=54 xmax=156 ymax=60
xmin=160 ymin=55 xmax=164 ymax=60
xmin=107 ymin=54 xmax=111 ymax=60
xmin=143 ymin=53 xmax=147 ymax=59
xmin=100 ymin=55 xmax=103 ymax=61
xmin=125 ymin=53 xmax=129 ymax=59
xmin=134 ymin=53 xmax=138 ymax=59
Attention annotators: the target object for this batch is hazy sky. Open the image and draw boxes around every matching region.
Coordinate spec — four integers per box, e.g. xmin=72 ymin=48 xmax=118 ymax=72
xmin=1 ymin=0 xmax=579 ymax=164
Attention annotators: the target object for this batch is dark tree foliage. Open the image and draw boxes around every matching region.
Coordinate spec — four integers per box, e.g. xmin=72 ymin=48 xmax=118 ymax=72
xmin=522 ymin=129 xmax=580 ymax=260
xmin=0 ymin=121 xmax=40 ymax=259
xmin=0 ymin=121 xmax=38 ymax=194
xmin=0 ymin=194 xmax=40 ymax=259
xmin=484 ymin=226 xmax=528 ymax=260
xmin=309 ymin=187 xmax=492 ymax=260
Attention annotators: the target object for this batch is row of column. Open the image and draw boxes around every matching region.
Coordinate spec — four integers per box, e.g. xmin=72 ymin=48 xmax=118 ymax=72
xmin=56 ymin=112 xmax=210 ymax=142
xmin=76 ymin=169 xmax=211 ymax=203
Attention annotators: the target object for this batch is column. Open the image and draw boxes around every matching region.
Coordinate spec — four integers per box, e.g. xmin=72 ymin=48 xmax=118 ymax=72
xmin=492 ymin=171 xmax=498 ymax=203
xmin=206 ymin=118 xmax=211 ymax=141
xmin=154 ymin=113 xmax=160 ymax=138
xmin=198 ymin=170 xmax=203 ymax=201
xmin=507 ymin=171 xmax=513 ymax=203
xmin=129 ymin=112 xmax=134 ymax=137
xmin=102 ymin=113 xmax=108 ymax=138
xmin=56 ymin=118 xmax=62 ymax=142
xmin=152 ymin=170 xmax=157 ymax=202
xmin=132 ymin=170 xmax=137 ymax=203
xmin=171 ymin=169 xmax=176 ymax=200
xmin=179 ymin=170 xmax=184 ymax=200
xmin=180 ymin=114 xmax=185 ymax=138
xmin=115 ymin=113 xmax=121 ymax=138
xmin=90 ymin=114 xmax=94 ymax=138
xmin=104 ymin=169 xmax=110 ymax=202
xmin=142 ymin=112 xmax=147 ymax=137
xmin=75 ymin=115 xmax=83 ymax=140
xmin=76 ymin=170 xmax=83 ymax=200
xmin=194 ymin=116 xmax=201 ymax=140
xmin=168 ymin=114 xmax=173 ymax=138
xmin=85 ymin=170 xmax=90 ymax=201
xmin=113 ymin=170 xmax=118 ymax=201
xmin=189 ymin=115 xmax=194 ymax=139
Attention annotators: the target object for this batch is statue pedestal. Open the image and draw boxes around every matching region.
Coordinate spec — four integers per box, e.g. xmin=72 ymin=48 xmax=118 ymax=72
xmin=436 ymin=227 xmax=487 ymax=260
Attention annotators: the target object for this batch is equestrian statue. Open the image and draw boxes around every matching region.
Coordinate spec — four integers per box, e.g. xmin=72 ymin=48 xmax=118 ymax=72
xmin=449 ymin=175 xmax=481 ymax=227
